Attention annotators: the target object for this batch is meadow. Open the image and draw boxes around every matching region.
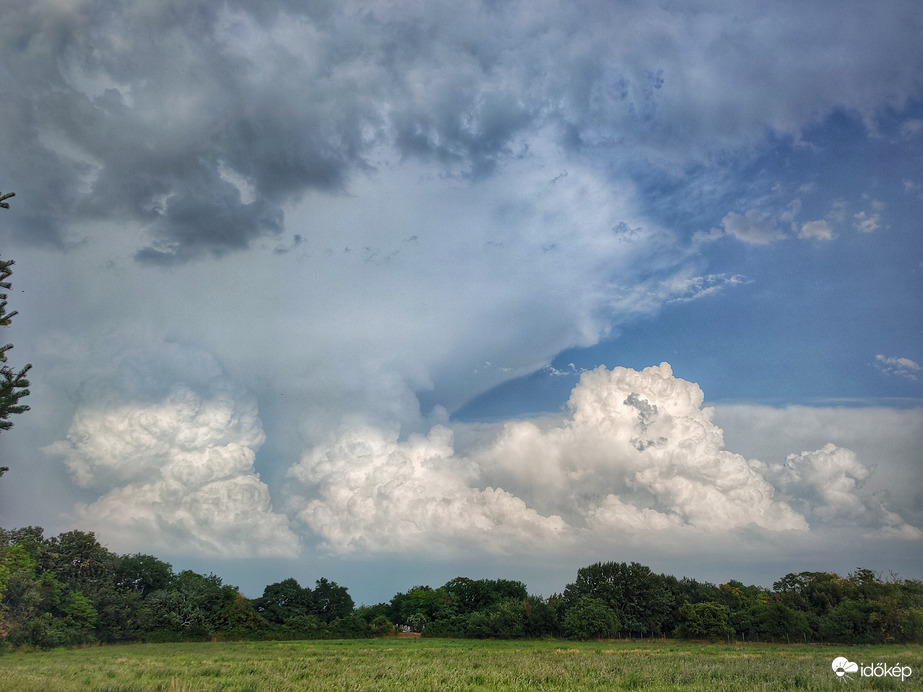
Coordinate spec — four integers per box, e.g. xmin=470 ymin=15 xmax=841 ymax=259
xmin=0 ymin=639 xmax=920 ymax=691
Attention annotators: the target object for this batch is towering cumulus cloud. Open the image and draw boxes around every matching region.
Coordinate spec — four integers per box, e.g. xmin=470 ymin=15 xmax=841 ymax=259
xmin=47 ymin=386 xmax=299 ymax=558
xmin=483 ymin=363 xmax=808 ymax=534
xmin=291 ymin=363 xmax=920 ymax=558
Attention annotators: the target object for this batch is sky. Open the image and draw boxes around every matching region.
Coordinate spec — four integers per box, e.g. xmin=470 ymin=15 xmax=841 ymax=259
xmin=1 ymin=0 xmax=921 ymax=606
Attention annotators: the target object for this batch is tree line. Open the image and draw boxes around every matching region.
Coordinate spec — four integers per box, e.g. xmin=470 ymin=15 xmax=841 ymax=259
xmin=2 ymin=527 xmax=921 ymax=649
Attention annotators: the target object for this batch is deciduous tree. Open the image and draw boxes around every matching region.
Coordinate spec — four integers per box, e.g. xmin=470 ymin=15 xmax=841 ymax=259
xmin=311 ymin=577 xmax=354 ymax=623
xmin=563 ymin=596 xmax=620 ymax=640
xmin=564 ymin=561 xmax=674 ymax=636
xmin=253 ymin=577 xmax=312 ymax=624
xmin=676 ymin=601 xmax=733 ymax=642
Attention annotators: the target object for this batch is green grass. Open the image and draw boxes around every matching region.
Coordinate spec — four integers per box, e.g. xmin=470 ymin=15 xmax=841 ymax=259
xmin=0 ymin=639 xmax=920 ymax=691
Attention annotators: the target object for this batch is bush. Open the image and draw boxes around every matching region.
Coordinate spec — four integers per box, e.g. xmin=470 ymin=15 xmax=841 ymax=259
xmin=370 ymin=615 xmax=396 ymax=637
xmin=327 ymin=615 xmax=372 ymax=639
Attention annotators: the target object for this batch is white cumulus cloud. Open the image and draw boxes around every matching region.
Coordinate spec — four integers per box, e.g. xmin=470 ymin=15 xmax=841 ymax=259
xmin=854 ymin=211 xmax=881 ymax=233
xmin=481 ymin=363 xmax=808 ymax=534
xmin=290 ymin=364 xmax=823 ymax=559
xmin=798 ymin=219 xmax=835 ymax=240
xmin=46 ymin=386 xmax=299 ymax=558
xmin=289 ymin=363 xmax=922 ymax=558
xmin=586 ymin=494 xmax=684 ymax=532
xmin=720 ymin=210 xmax=785 ymax=244
xmin=289 ymin=424 xmax=568 ymax=556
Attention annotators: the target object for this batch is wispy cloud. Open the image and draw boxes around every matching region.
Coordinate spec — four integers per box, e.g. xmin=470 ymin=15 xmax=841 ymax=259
xmin=853 ymin=211 xmax=881 ymax=233
xmin=666 ymin=273 xmax=751 ymax=303
xmin=875 ymin=355 xmax=922 ymax=381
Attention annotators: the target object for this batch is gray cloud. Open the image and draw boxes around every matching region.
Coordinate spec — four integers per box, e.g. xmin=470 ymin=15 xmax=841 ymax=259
xmin=770 ymin=443 xmax=921 ymax=538
xmin=0 ymin=0 xmax=382 ymax=261
xmin=134 ymin=183 xmax=285 ymax=264
xmin=3 ymin=0 xmax=922 ymax=261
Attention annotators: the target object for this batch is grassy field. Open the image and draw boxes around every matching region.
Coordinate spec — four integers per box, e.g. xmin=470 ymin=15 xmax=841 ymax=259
xmin=0 ymin=638 xmax=920 ymax=691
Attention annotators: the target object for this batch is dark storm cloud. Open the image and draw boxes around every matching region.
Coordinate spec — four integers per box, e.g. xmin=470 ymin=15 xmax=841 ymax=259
xmin=2 ymin=0 xmax=922 ymax=261
xmin=133 ymin=186 xmax=284 ymax=264
xmin=0 ymin=0 xmax=381 ymax=262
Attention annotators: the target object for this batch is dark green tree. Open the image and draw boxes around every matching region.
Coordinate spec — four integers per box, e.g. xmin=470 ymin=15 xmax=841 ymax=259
xmin=369 ymin=614 xmax=396 ymax=637
xmin=730 ymin=600 xmax=812 ymax=643
xmin=442 ymin=577 xmax=528 ymax=614
xmin=563 ymin=596 xmax=620 ymax=640
xmin=3 ymin=565 xmax=98 ymax=648
xmin=773 ymin=571 xmax=847 ymax=618
xmin=455 ymin=598 xmax=530 ymax=639
xmin=819 ymin=598 xmax=876 ymax=644
xmin=42 ymin=531 xmax=151 ymax=644
xmin=564 ymin=561 xmax=674 ymax=636
xmin=214 ymin=592 xmax=267 ymax=639
xmin=113 ymin=553 xmax=174 ymax=598
xmin=45 ymin=531 xmax=117 ymax=591
xmin=390 ymin=584 xmax=454 ymax=627
xmin=0 ymin=246 xmax=32 ymax=475
xmin=676 ymin=601 xmax=733 ymax=642
xmin=521 ymin=595 xmax=560 ymax=637
xmin=146 ymin=570 xmax=236 ymax=641
xmin=91 ymin=585 xmax=147 ymax=644
xmin=326 ymin=613 xmax=372 ymax=639
xmin=871 ymin=577 xmax=923 ymax=644
xmin=1 ymin=190 xmax=30 ymax=458
xmin=253 ymin=577 xmax=313 ymax=624
xmin=311 ymin=577 xmax=354 ymax=623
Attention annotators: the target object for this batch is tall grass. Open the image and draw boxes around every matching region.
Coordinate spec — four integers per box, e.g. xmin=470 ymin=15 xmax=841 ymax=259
xmin=1 ymin=639 xmax=920 ymax=691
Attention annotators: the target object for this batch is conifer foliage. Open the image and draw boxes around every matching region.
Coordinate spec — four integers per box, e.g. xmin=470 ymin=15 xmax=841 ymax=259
xmin=0 ymin=190 xmax=32 ymax=476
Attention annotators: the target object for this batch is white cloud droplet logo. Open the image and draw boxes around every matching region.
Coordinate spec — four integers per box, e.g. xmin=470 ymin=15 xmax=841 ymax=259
xmin=832 ymin=657 xmax=859 ymax=678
